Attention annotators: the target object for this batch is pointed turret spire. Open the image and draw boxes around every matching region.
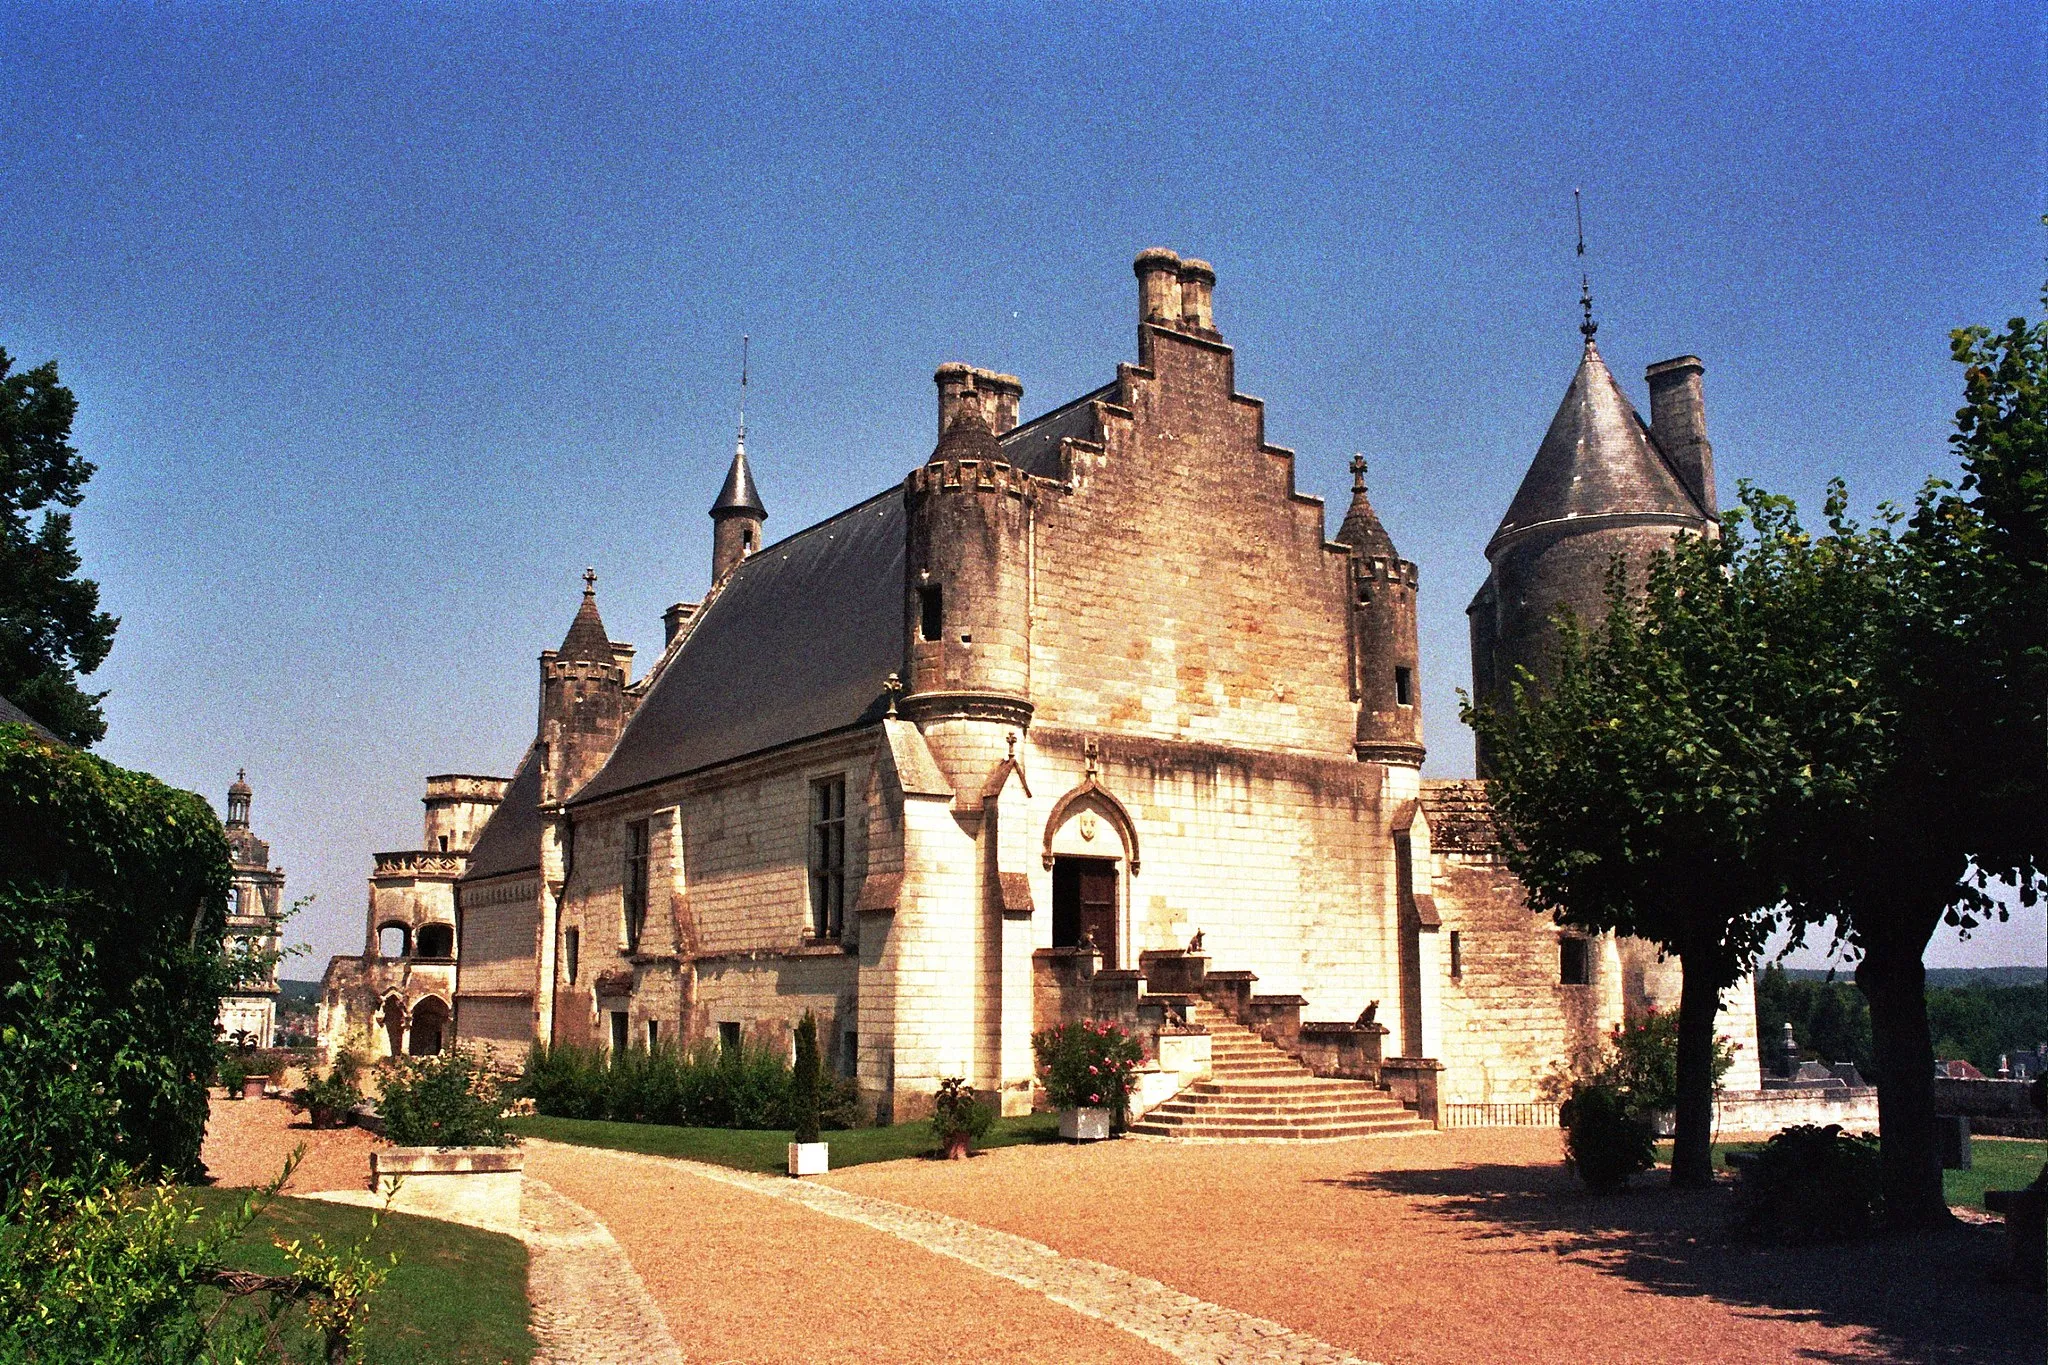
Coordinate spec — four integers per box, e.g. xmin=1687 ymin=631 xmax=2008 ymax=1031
xmin=557 ymin=567 xmax=613 ymax=663
xmin=710 ymin=337 xmax=768 ymax=581
xmin=1335 ymin=453 xmax=1399 ymax=561
xmin=1576 ymin=188 xmax=1597 ymax=343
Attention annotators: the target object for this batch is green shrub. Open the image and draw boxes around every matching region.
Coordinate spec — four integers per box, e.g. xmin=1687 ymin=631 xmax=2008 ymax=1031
xmin=377 ymin=1047 xmax=511 ymax=1148
xmin=289 ymin=1047 xmax=363 ymax=1128
xmin=791 ymin=1012 xmax=823 ymax=1145
xmin=1586 ymin=1007 xmax=1736 ymax=1116
xmin=1559 ymin=1080 xmax=1655 ymax=1192
xmin=1738 ymin=1123 xmax=1882 ymax=1243
xmin=217 ymin=1053 xmax=251 ymax=1094
xmin=517 ymin=1036 xmax=847 ymax=1132
xmin=0 ymin=1158 xmax=392 ymax=1364
xmin=929 ymin=1077 xmax=995 ymax=1152
xmin=1033 ymin=1020 xmax=1144 ymax=1128
xmin=0 ymin=727 xmax=235 ymax=1187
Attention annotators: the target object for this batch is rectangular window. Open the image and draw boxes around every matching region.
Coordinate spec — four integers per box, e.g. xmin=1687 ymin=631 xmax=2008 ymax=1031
xmin=1394 ymin=666 xmax=1414 ymax=707
xmin=563 ymin=927 xmax=580 ymax=984
xmin=1449 ymin=930 xmax=1463 ymax=981
xmin=622 ymin=818 xmax=650 ymax=953
xmin=919 ymin=584 xmax=943 ymax=642
xmin=645 ymin=1018 xmax=660 ymax=1048
xmin=609 ymin=1010 xmax=629 ymax=1053
xmin=810 ymin=777 xmax=847 ymax=940
xmin=1560 ymin=936 xmax=1592 ymax=987
xmin=842 ymin=1031 xmax=858 ymax=1078
xmin=718 ymin=1021 xmax=741 ymax=1054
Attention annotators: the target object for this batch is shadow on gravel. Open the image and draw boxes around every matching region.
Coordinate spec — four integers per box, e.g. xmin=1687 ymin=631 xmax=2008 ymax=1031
xmin=1325 ymin=1162 xmax=2037 ymax=1364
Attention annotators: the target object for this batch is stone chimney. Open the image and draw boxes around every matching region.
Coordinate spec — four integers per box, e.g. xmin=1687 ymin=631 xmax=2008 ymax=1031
xmin=1134 ymin=247 xmax=1183 ymax=326
xmin=1178 ymin=258 xmax=1217 ymax=337
xmin=663 ymin=600 xmax=699 ymax=646
xmin=934 ymin=364 xmax=1022 ymax=441
xmin=1645 ymin=356 xmax=1716 ymax=515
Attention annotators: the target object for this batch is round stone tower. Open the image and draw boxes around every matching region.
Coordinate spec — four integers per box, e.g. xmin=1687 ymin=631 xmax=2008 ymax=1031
xmin=1336 ymin=455 xmax=1424 ymax=767
xmin=1468 ymin=334 xmax=1716 ymax=752
xmin=421 ymin=774 xmax=510 ymax=855
xmin=710 ymin=434 xmax=767 ymax=583
xmin=901 ymin=364 xmax=1034 ymax=783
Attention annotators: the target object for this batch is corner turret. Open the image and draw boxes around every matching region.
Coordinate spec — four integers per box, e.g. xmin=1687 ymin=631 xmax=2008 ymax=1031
xmin=539 ymin=570 xmax=628 ymax=806
xmin=710 ymin=436 xmax=767 ymax=583
xmin=1337 ymin=457 xmax=1424 ymax=766
xmin=901 ymin=364 xmax=1036 ymax=787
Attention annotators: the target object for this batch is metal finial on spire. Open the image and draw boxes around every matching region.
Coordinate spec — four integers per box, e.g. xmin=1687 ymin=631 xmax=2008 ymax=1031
xmin=1350 ymin=453 xmax=1368 ymax=492
xmin=583 ymin=566 xmax=596 ymax=594
xmin=737 ymin=334 xmax=749 ymax=446
xmin=1575 ymin=188 xmax=1597 ymax=342
xmin=236 ymin=768 xmax=246 ymax=783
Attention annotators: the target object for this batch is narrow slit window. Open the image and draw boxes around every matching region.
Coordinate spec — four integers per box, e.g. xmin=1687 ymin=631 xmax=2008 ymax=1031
xmin=810 ymin=776 xmax=847 ymax=939
xmin=1394 ymin=666 xmax=1414 ymax=707
xmin=622 ymin=818 xmax=650 ymax=952
xmin=564 ymin=927 xmax=580 ymax=985
xmin=919 ymin=584 xmax=943 ymax=642
xmin=718 ymin=1021 xmax=741 ymax=1054
xmin=1449 ymin=930 xmax=1463 ymax=981
xmin=645 ymin=1018 xmax=660 ymax=1048
xmin=609 ymin=1010 xmax=629 ymax=1053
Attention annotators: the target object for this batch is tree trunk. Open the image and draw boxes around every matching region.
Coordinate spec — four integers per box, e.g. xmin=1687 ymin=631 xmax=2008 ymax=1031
xmin=1857 ymin=937 xmax=1951 ymax=1228
xmin=1670 ymin=952 xmax=1722 ymax=1189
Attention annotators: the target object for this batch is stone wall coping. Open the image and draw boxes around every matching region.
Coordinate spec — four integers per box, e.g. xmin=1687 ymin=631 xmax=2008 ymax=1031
xmin=1382 ymin=1057 xmax=1446 ymax=1072
xmin=1203 ymin=970 xmax=1258 ymax=983
xmin=1250 ymin=993 xmax=1308 ymax=1006
xmin=1300 ymin=1020 xmax=1391 ymax=1037
xmin=372 ymin=1146 xmax=524 ymax=1175
xmin=1156 ymin=1024 xmax=1210 ymax=1037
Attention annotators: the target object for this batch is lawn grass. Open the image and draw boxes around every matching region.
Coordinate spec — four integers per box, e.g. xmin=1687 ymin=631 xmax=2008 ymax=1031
xmin=507 ymin=1111 xmax=1062 ymax=1174
xmin=1653 ymin=1137 xmax=2046 ymax=1209
xmin=182 ymin=1188 xmax=533 ymax=1364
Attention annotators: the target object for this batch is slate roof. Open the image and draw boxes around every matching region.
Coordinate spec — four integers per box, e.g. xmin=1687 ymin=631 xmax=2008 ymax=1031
xmin=711 ymin=439 xmax=767 ymax=517
xmin=558 ymin=585 xmax=614 ymax=665
xmin=997 ymin=383 xmax=1113 ymax=479
xmin=460 ymin=742 xmax=544 ymax=881
xmin=0 ymin=694 xmax=58 ymax=742
xmin=1335 ymin=460 xmax=1399 ymax=562
xmin=1490 ymin=339 xmax=1711 ymax=553
xmin=570 ymin=489 xmax=906 ymax=805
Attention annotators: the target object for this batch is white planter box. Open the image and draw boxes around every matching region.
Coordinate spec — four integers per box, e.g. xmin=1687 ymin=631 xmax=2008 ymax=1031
xmin=788 ymin=1141 xmax=830 ymax=1176
xmin=1059 ymin=1107 xmax=1113 ymax=1141
xmin=370 ymin=1146 xmax=524 ymax=1235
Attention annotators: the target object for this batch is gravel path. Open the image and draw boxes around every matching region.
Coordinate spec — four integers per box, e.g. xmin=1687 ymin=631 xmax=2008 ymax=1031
xmin=200 ymin=1095 xmax=383 ymax=1193
xmin=830 ymin=1128 xmax=2039 ymax=1365
xmin=529 ymin=1139 xmax=1371 ymax=1365
xmin=520 ymin=1176 xmax=685 ymax=1365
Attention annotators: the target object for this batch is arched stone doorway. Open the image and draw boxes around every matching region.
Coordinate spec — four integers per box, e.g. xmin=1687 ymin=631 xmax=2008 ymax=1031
xmin=1043 ymin=775 xmax=1138 ymax=970
xmin=407 ymin=996 xmax=450 ymax=1056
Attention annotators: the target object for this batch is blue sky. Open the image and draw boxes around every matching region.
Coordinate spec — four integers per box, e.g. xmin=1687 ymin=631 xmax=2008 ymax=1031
xmin=4 ymin=4 xmax=2042 ymax=970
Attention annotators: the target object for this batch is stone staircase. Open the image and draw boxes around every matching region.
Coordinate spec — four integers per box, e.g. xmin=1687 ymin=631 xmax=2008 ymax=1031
xmin=1129 ymin=1002 xmax=1434 ymax=1141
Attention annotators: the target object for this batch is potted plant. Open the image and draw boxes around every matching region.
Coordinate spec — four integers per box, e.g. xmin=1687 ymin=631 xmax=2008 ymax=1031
xmin=787 ymin=1011 xmax=829 ymax=1177
xmin=930 ymin=1077 xmax=995 ymax=1159
xmin=289 ymin=1046 xmax=362 ymax=1130
xmin=370 ymin=1046 xmax=524 ymax=1235
xmin=217 ymin=1053 xmax=250 ymax=1101
xmin=1033 ymin=1019 xmax=1143 ymax=1140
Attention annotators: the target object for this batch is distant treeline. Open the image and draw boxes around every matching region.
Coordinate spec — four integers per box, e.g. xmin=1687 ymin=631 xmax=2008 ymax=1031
xmin=1757 ymin=964 xmax=2048 ymax=1078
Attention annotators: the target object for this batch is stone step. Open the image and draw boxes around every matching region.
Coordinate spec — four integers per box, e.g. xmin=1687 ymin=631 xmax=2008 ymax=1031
xmin=1128 ymin=1118 xmax=1432 ymax=1140
xmin=1146 ymin=1100 xmax=1414 ymax=1122
xmin=1192 ymin=1078 xmax=1380 ymax=1096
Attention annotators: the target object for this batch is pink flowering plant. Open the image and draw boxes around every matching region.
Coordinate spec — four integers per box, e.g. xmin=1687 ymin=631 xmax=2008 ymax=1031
xmin=1032 ymin=1020 xmax=1144 ymax=1128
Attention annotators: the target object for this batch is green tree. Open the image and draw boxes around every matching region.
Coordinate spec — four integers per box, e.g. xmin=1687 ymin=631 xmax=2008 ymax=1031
xmin=0 ymin=346 xmax=119 ymax=745
xmin=1462 ymin=491 xmax=1870 ymax=1186
xmin=1774 ymin=286 xmax=2048 ymax=1225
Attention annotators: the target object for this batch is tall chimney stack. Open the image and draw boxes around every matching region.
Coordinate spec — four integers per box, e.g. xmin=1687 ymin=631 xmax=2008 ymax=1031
xmin=1645 ymin=355 xmax=1716 ymax=515
xmin=935 ymin=362 xmax=976 ymax=438
xmin=977 ymin=370 xmax=1023 ymax=435
xmin=1177 ymin=258 xmax=1217 ymax=337
xmin=1134 ymin=247 xmax=1183 ymax=326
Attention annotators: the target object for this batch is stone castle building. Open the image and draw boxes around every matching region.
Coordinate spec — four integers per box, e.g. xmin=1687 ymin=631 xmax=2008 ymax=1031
xmin=219 ymin=771 xmax=286 ymax=1048
xmin=320 ymin=774 xmax=507 ymax=1058
xmin=322 ymin=249 xmax=1757 ymax=1118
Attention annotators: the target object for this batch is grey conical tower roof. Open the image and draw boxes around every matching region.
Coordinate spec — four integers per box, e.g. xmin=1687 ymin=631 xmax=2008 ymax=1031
xmin=1335 ymin=455 xmax=1399 ymax=561
xmin=558 ymin=571 xmax=613 ymax=664
xmin=711 ymin=437 xmax=767 ymax=519
xmin=1489 ymin=339 xmax=1710 ymax=554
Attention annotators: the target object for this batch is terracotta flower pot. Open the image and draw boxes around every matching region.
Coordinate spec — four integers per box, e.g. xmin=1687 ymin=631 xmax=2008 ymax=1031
xmin=241 ymin=1074 xmax=269 ymax=1101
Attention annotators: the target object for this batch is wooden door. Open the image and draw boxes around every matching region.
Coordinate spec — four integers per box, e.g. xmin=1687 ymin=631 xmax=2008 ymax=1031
xmin=1078 ymin=862 xmax=1118 ymax=967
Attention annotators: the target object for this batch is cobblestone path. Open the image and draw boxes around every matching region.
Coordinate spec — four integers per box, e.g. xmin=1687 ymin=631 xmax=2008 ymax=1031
xmin=525 ymin=1139 xmax=1374 ymax=1365
xmin=520 ymin=1177 xmax=685 ymax=1365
